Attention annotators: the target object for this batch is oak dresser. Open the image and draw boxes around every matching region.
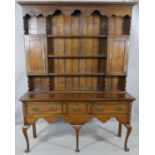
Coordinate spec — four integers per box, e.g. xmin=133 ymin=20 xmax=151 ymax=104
xmin=17 ymin=0 xmax=136 ymax=153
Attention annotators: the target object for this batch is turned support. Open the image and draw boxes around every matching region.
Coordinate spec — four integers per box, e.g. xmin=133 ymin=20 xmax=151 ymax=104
xmin=118 ymin=122 xmax=122 ymax=137
xmin=124 ymin=124 xmax=132 ymax=152
xmin=32 ymin=123 xmax=37 ymax=138
xmin=73 ymin=125 xmax=81 ymax=152
xmin=22 ymin=125 xmax=30 ymax=153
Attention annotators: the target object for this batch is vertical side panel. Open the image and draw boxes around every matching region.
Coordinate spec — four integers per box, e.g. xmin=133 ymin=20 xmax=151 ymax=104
xmin=71 ymin=13 xmax=79 ymax=90
xmin=56 ymin=13 xmax=65 ymax=90
xmin=86 ymin=15 xmax=94 ymax=90
xmin=93 ymin=14 xmax=100 ymax=90
xmin=51 ymin=15 xmax=58 ymax=90
xmin=64 ymin=15 xmax=73 ymax=90
xmin=79 ymin=15 xmax=87 ymax=90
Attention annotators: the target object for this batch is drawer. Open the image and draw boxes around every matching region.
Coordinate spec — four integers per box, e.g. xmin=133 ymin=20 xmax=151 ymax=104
xmin=92 ymin=102 xmax=128 ymax=114
xmin=25 ymin=102 xmax=62 ymax=114
xmin=66 ymin=102 xmax=88 ymax=115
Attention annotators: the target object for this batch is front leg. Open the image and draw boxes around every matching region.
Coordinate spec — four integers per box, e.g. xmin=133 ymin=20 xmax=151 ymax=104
xmin=118 ymin=122 xmax=122 ymax=137
xmin=32 ymin=123 xmax=37 ymax=138
xmin=124 ymin=125 xmax=132 ymax=152
xmin=73 ymin=125 xmax=81 ymax=152
xmin=22 ymin=125 xmax=30 ymax=153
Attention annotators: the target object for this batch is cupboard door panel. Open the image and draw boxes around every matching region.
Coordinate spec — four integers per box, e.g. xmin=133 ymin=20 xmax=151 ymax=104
xmin=25 ymin=35 xmax=47 ymax=74
xmin=107 ymin=36 xmax=129 ymax=74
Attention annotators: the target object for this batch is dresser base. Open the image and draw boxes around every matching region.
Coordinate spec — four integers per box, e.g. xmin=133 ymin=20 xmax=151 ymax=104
xmin=22 ymin=120 xmax=132 ymax=153
xmin=20 ymin=92 xmax=135 ymax=152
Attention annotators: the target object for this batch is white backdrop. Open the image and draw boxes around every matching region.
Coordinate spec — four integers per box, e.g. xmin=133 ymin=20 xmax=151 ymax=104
xmin=15 ymin=2 xmax=139 ymax=124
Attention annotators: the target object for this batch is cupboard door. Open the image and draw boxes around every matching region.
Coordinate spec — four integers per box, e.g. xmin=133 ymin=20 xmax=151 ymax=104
xmin=25 ymin=35 xmax=47 ymax=74
xmin=107 ymin=36 xmax=129 ymax=74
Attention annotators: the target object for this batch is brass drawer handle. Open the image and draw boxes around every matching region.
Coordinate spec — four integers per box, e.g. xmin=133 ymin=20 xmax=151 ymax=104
xmin=50 ymin=108 xmax=58 ymax=112
xmin=116 ymin=107 xmax=123 ymax=112
xmin=96 ymin=108 xmax=104 ymax=112
xmin=32 ymin=108 xmax=38 ymax=112
xmin=74 ymin=108 xmax=80 ymax=112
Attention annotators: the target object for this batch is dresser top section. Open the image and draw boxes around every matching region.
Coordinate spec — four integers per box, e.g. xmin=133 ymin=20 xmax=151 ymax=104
xmin=17 ymin=0 xmax=137 ymax=5
xmin=18 ymin=0 xmax=136 ymax=17
xmin=20 ymin=92 xmax=135 ymax=102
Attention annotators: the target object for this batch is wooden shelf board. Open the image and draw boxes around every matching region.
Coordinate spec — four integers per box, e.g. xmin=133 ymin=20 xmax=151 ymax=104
xmin=106 ymin=73 xmax=126 ymax=76
xmin=47 ymin=35 xmax=107 ymax=38
xmin=109 ymin=34 xmax=129 ymax=37
xmin=48 ymin=55 xmax=107 ymax=58
xmin=48 ymin=73 xmax=106 ymax=76
xmin=28 ymin=73 xmax=48 ymax=76
xmin=27 ymin=73 xmax=126 ymax=77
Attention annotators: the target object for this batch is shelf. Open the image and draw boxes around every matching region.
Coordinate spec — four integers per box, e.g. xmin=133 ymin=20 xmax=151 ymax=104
xmin=109 ymin=34 xmax=129 ymax=37
xmin=28 ymin=73 xmax=48 ymax=76
xmin=48 ymin=55 xmax=107 ymax=58
xmin=106 ymin=74 xmax=126 ymax=76
xmin=47 ymin=35 xmax=107 ymax=38
xmin=27 ymin=73 xmax=126 ymax=77
xmin=48 ymin=73 xmax=106 ymax=76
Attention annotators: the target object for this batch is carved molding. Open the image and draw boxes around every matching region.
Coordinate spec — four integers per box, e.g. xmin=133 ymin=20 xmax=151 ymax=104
xmin=25 ymin=115 xmax=128 ymax=125
xmin=22 ymin=5 xmax=132 ymax=17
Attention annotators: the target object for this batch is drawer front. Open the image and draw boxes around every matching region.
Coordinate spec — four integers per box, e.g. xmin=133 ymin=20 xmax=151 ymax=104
xmin=66 ymin=102 xmax=88 ymax=115
xmin=25 ymin=102 xmax=62 ymax=114
xmin=92 ymin=102 xmax=128 ymax=114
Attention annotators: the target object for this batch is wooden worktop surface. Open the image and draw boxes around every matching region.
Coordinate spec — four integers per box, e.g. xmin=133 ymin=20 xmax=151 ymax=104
xmin=20 ymin=91 xmax=135 ymax=102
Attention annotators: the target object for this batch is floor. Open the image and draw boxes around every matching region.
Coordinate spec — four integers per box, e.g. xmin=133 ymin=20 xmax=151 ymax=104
xmin=16 ymin=119 xmax=139 ymax=155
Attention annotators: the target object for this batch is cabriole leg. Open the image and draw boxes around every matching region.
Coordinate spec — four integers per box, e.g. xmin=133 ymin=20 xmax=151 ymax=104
xmin=32 ymin=123 xmax=37 ymax=138
xmin=22 ymin=125 xmax=30 ymax=153
xmin=118 ymin=122 xmax=122 ymax=137
xmin=124 ymin=125 xmax=132 ymax=152
xmin=73 ymin=125 xmax=81 ymax=152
